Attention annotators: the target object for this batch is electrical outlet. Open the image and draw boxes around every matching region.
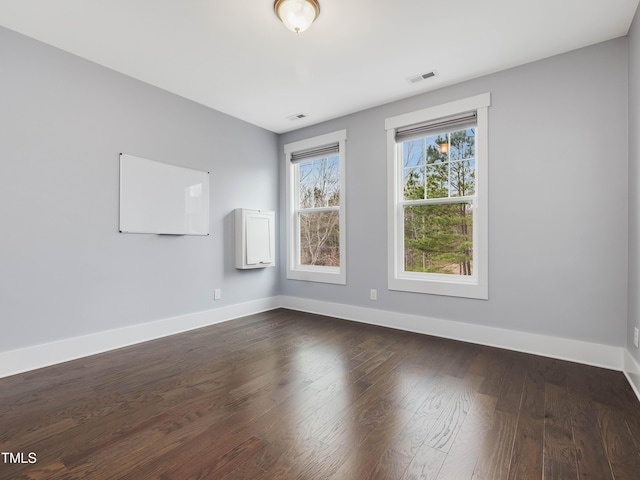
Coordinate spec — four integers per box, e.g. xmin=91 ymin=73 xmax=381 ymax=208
xmin=370 ymin=289 xmax=377 ymax=301
xmin=634 ymin=327 xmax=639 ymax=348
xmin=214 ymin=289 xmax=221 ymax=300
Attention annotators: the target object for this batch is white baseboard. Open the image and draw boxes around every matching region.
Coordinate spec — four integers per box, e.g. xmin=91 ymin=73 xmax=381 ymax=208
xmin=1 ymin=294 xmax=633 ymax=403
xmin=624 ymin=350 xmax=640 ymax=402
xmin=279 ymin=296 xmax=625 ymax=372
xmin=0 ymin=297 xmax=280 ymax=379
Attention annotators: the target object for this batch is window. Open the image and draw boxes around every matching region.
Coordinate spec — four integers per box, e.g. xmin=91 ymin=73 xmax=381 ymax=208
xmin=386 ymin=94 xmax=490 ymax=299
xmin=284 ymin=130 xmax=346 ymax=284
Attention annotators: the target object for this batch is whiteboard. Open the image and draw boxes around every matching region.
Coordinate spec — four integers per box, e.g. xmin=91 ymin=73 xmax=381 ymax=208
xmin=119 ymin=154 xmax=210 ymax=235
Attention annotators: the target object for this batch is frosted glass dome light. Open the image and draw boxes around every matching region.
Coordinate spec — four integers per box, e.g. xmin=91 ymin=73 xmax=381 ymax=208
xmin=274 ymin=0 xmax=320 ymax=33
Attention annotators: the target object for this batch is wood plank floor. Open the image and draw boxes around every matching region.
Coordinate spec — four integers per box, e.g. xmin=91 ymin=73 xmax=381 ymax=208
xmin=1 ymin=308 xmax=640 ymax=479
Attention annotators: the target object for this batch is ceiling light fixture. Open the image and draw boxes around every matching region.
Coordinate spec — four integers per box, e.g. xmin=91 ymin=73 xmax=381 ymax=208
xmin=274 ymin=0 xmax=320 ymax=33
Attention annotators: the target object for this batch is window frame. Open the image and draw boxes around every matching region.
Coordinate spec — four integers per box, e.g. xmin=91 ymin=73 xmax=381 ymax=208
xmin=385 ymin=94 xmax=490 ymax=299
xmin=284 ymin=129 xmax=347 ymax=285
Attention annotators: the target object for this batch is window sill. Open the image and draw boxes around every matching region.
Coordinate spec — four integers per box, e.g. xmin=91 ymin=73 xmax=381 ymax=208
xmin=287 ymin=266 xmax=346 ymax=285
xmin=388 ymin=275 xmax=487 ymax=299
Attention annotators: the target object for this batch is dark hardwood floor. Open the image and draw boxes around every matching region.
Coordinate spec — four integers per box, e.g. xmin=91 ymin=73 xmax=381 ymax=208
xmin=1 ymin=308 xmax=640 ymax=479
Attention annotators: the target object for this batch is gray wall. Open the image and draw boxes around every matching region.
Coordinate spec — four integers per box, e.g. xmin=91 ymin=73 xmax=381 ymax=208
xmin=629 ymin=8 xmax=640 ymax=362
xmin=279 ymin=38 xmax=629 ymax=347
xmin=0 ymin=27 xmax=279 ymax=352
xmin=0 ymin=23 xmax=632 ymax=357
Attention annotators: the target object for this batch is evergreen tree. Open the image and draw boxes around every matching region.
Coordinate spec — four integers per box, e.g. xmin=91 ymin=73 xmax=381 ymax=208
xmin=403 ymin=129 xmax=475 ymax=275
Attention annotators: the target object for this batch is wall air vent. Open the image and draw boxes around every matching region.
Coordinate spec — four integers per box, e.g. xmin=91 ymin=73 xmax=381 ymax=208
xmin=407 ymin=71 xmax=438 ymax=84
xmin=288 ymin=113 xmax=308 ymax=121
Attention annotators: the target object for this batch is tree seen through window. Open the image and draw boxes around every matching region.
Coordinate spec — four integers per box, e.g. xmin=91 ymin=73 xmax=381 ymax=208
xmin=402 ymin=129 xmax=475 ymax=275
xmin=297 ymin=155 xmax=340 ymax=267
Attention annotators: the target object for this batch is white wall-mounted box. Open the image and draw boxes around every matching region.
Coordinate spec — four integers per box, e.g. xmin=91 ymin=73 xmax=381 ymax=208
xmin=235 ymin=208 xmax=275 ymax=269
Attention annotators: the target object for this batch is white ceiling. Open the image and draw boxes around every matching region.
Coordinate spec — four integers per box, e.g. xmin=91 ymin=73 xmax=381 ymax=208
xmin=0 ymin=0 xmax=638 ymax=133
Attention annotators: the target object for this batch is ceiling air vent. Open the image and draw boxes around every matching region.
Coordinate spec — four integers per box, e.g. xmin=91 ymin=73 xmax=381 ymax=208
xmin=288 ymin=113 xmax=308 ymax=121
xmin=407 ymin=71 xmax=438 ymax=84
